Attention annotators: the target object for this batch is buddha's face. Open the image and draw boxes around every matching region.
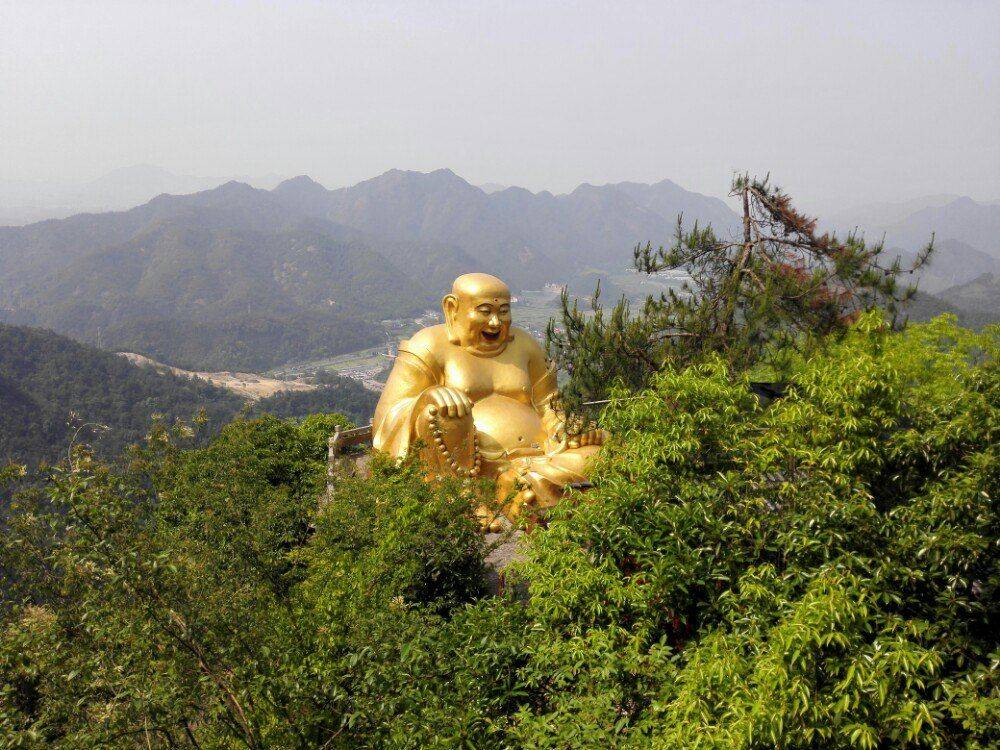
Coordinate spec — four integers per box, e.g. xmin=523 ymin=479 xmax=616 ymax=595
xmin=443 ymin=274 xmax=512 ymax=356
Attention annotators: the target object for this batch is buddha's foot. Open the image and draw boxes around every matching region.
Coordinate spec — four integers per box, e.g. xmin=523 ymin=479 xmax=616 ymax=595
xmin=475 ymin=482 xmax=540 ymax=532
xmin=475 ymin=504 xmax=512 ymax=533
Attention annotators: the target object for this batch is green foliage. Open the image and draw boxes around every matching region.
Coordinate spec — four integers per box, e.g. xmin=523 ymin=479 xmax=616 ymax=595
xmin=1 ymin=315 xmax=996 ymax=748
xmin=251 ymin=379 xmax=378 ymax=426
xmin=548 ymin=175 xmax=933 ymax=411
xmin=0 ymin=323 xmax=242 ymax=468
xmin=0 ymin=416 xmax=488 ymax=748
xmin=275 ymin=456 xmax=498 ymax=748
xmin=506 ymin=314 xmax=997 ymax=747
xmin=0 ymin=415 xmax=330 ymax=747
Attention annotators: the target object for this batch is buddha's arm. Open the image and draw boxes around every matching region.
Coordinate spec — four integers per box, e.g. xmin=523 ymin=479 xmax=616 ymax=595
xmin=372 ymin=351 xmax=440 ymax=458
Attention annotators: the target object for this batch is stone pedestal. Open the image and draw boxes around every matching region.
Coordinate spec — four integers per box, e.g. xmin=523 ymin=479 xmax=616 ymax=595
xmin=483 ymin=530 xmax=526 ymax=596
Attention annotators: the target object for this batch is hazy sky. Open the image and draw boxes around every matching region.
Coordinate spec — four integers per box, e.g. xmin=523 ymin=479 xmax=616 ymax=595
xmin=2 ymin=0 xmax=998 ymax=212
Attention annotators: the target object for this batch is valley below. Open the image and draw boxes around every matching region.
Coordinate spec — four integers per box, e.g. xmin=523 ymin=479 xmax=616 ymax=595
xmin=119 ymin=352 xmax=319 ymax=400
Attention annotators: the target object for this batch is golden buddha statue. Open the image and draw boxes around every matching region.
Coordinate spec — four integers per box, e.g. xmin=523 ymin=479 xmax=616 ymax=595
xmin=373 ymin=273 xmax=605 ymax=530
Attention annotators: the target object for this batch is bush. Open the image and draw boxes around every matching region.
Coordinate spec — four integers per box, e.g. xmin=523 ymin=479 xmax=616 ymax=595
xmin=0 ymin=416 xmax=486 ymax=748
xmin=1 ymin=316 xmax=996 ymax=748
xmin=501 ymin=314 xmax=998 ymax=748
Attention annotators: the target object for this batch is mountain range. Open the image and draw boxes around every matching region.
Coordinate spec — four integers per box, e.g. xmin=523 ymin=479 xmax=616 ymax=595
xmin=269 ymin=168 xmax=741 ymax=286
xmin=0 ymin=182 xmax=404 ymax=370
xmin=826 ymin=196 xmax=1000 ymax=290
xmin=824 ymin=195 xmax=965 ymax=233
xmin=0 ymin=169 xmax=744 ymax=370
xmin=893 ymin=239 xmax=999 ymax=294
xmin=880 ymin=197 xmax=1000 ymax=258
xmin=1 ymin=168 xmax=996 ymax=373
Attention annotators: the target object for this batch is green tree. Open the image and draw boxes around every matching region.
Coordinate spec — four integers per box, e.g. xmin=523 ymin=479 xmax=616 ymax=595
xmin=547 ymin=175 xmax=933 ymax=411
xmin=505 ymin=314 xmax=997 ymax=748
xmin=0 ymin=412 xmax=490 ymax=748
xmin=1 ymin=415 xmax=333 ymax=747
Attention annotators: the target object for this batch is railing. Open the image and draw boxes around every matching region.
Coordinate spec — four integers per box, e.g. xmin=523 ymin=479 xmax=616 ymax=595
xmin=329 ymin=424 xmax=374 ymax=454
xmin=326 ymin=424 xmax=374 ymax=498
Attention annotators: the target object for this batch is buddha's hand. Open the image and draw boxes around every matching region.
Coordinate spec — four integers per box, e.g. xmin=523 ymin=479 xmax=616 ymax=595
xmin=422 ymin=385 xmax=474 ymax=419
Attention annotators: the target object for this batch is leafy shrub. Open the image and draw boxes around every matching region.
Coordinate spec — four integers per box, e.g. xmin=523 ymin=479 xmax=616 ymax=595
xmin=503 ymin=314 xmax=998 ymax=748
xmin=0 ymin=415 xmax=485 ymax=748
xmin=1 ymin=315 xmax=996 ymax=749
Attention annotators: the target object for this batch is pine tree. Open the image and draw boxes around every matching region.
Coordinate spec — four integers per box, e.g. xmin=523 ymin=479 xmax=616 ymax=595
xmin=547 ymin=174 xmax=933 ymax=411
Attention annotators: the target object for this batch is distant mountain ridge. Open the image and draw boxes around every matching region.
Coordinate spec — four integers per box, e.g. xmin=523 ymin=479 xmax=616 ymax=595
xmin=271 ymin=169 xmax=742 ymax=285
xmin=3 ymin=169 xmax=995 ymax=374
xmin=892 ymin=239 xmax=1000 ymax=294
xmin=0 ymin=169 xmax=744 ymax=370
xmin=824 ymin=195 xmax=962 ymax=233
xmin=882 ymin=197 xmax=1000 ymax=259
xmin=825 ymin=195 xmax=1000 ymax=315
xmin=829 ymin=195 xmax=1000 ymax=251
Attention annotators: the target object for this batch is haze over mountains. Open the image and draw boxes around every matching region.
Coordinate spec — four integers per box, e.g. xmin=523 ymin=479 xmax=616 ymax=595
xmin=1 ymin=167 xmax=997 ymax=374
xmin=0 ymin=165 xmax=287 ymax=226
xmin=824 ymin=194 xmax=1000 ymax=321
xmin=0 ymin=168 xmax=742 ymax=370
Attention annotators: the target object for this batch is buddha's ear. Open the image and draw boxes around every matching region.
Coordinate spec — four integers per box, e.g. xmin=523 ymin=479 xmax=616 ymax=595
xmin=442 ymin=294 xmax=460 ymax=344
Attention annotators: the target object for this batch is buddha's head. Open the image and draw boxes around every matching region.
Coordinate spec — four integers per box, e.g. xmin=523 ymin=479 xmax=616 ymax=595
xmin=443 ymin=273 xmax=512 ymax=356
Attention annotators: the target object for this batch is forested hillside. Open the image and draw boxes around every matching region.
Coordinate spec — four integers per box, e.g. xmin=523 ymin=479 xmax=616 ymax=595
xmin=904 ymin=288 xmax=995 ymax=330
xmin=0 ymin=324 xmax=378 ymax=468
xmin=0 ymin=323 xmax=242 ymax=466
xmin=0 ymin=182 xmax=430 ymax=370
xmin=936 ymin=273 xmax=1000 ymax=321
xmin=8 ymin=219 xmax=420 ymax=370
xmin=249 ymin=378 xmax=378 ymax=424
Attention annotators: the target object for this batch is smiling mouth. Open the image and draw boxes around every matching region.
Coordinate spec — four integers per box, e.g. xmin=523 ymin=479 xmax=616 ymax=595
xmin=481 ymin=329 xmax=501 ymax=343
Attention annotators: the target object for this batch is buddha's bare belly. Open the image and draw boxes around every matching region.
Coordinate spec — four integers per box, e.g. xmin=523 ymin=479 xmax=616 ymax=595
xmin=472 ymin=393 xmax=547 ymax=457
